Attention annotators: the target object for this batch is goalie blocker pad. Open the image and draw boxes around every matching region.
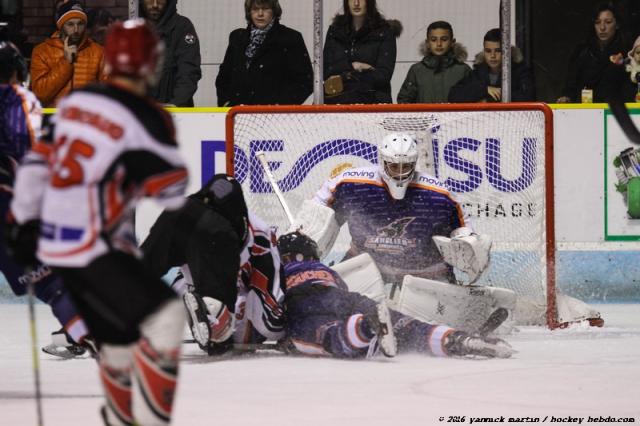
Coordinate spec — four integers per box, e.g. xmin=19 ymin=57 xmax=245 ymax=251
xmin=288 ymin=199 xmax=340 ymax=259
xmin=433 ymin=227 xmax=492 ymax=284
xmin=389 ymin=275 xmax=517 ymax=334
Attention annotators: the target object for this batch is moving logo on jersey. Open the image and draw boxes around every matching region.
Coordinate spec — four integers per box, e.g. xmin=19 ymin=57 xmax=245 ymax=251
xmin=364 ymin=217 xmax=417 ymax=254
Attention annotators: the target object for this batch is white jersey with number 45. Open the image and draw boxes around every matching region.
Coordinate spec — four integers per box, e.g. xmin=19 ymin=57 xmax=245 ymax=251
xmin=12 ymin=84 xmax=188 ymax=268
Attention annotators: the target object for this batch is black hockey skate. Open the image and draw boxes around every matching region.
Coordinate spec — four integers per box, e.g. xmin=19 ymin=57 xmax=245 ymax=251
xmin=444 ymin=331 xmax=514 ymax=359
xmin=183 ymin=291 xmax=211 ymax=352
xmin=363 ymin=302 xmax=397 ymax=358
xmin=41 ymin=329 xmax=98 ymax=359
xmin=183 ymin=291 xmax=234 ymax=356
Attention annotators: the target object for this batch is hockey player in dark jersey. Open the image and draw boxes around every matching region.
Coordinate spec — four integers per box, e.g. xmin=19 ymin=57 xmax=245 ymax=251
xmin=0 ymin=40 xmax=94 ymax=359
xmin=278 ymin=231 xmax=513 ymax=359
xmin=142 ymin=174 xmax=286 ymax=355
xmin=10 ymin=20 xmax=189 ymax=425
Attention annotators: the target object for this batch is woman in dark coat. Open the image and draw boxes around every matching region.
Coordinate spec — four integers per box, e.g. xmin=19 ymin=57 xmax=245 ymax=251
xmin=557 ymin=2 xmax=629 ymax=103
xmin=323 ymin=0 xmax=402 ymax=104
xmin=449 ymin=28 xmax=535 ymax=102
xmin=215 ymin=0 xmax=313 ymax=106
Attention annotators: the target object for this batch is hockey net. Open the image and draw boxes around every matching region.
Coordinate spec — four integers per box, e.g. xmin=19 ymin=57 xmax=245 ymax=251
xmin=226 ymin=103 xmax=582 ymax=329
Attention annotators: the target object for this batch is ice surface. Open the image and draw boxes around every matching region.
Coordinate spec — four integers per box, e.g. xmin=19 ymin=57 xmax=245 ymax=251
xmin=1 ymin=304 xmax=639 ymax=425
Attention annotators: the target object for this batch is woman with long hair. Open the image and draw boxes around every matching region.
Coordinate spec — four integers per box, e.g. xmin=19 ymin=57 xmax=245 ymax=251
xmin=323 ymin=0 xmax=402 ymax=104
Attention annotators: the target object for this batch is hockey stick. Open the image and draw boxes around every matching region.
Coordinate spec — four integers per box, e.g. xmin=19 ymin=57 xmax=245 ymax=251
xmin=26 ymin=282 xmax=44 ymax=426
xmin=478 ymin=307 xmax=509 ymax=337
xmin=608 ymin=93 xmax=640 ymax=145
xmin=182 ymin=339 xmax=286 ymax=352
xmin=255 ymin=151 xmax=295 ymax=225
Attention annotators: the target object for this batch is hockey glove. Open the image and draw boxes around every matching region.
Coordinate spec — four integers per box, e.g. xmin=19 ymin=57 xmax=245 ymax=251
xmin=6 ymin=218 xmax=41 ymax=270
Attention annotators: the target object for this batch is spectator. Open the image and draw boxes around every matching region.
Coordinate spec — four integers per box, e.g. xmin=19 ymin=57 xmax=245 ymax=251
xmin=601 ymin=35 xmax=640 ymax=103
xmin=87 ymin=7 xmax=115 ymax=46
xmin=627 ymin=36 xmax=640 ymax=101
xmin=323 ymin=0 xmax=402 ymax=104
xmin=215 ymin=0 xmax=313 ymax=106
xmin=397 ymin=20 xmax=470 ymax=103
xmin=30 ymin=0 xmax=104 ymax=107
xmin=557 ymin=2 xmax=629 ymax=103
xmin=139 ymin=0 xmax=201 ymax=107
xmin=449 ymin=28 xmax=535 ymax=102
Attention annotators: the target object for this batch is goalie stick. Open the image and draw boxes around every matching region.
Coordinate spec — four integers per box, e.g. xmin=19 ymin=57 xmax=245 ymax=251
xmin=182 ymin=339 xmax=287 ymax=352
xmin=255 ymin=151 xmax=295 ymax=226
xmin=477 ymin=307 xmax=509 ymax=337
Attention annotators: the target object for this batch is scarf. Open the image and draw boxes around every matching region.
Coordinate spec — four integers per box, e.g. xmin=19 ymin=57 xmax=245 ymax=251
xmin=245 ymin=19 xmax=275 ymax=68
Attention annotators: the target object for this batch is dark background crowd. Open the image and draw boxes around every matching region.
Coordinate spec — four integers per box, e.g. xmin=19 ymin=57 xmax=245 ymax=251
xmin=1 ymin=0 xmax=640 ymax=106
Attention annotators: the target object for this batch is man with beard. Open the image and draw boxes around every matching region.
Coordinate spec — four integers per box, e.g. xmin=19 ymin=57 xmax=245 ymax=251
xmin=30 ymin=1 xmax=105 ymax=107
xmin=139 ymin=0 xmax=201 ymax=106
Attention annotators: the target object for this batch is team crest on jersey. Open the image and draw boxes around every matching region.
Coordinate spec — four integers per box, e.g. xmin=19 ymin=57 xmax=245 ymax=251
xmin=184 ymin=33 xmax=196 ymax=45
xmin=364 ymin=217 xmax=417 ymax=254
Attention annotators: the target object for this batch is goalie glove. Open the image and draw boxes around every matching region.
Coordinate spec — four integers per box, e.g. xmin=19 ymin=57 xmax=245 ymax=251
xmin=287 ymin=199 xmax=340 ymax=259
xmin=432 ymin=227 xmax=492 ymax=285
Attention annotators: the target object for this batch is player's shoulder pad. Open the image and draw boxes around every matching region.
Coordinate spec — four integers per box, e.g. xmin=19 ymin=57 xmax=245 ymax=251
xmin=75 ymin=83 xmax=177 ymax=147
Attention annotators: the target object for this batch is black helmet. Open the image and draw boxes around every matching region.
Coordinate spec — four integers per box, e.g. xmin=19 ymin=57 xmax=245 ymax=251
xmin=277 ymin=231 xmax=319 ymax=262
xmin=0 ymin=41 xmax=28 ymax=83
xmin=192 ymin=174 xmax=249 ymax=241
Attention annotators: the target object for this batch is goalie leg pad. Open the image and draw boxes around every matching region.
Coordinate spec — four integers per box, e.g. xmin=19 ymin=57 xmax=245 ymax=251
xmin=392 ymin=275 xmax=516 ymax=334
xmin=99 ymin=344 xmax=134 ymax=426
xmin=331 ymin=253 xmax=386 ymax=302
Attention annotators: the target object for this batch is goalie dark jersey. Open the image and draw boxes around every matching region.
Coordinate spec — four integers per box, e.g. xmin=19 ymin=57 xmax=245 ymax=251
xmin=313 ymin=166 xmax=470 ymax=283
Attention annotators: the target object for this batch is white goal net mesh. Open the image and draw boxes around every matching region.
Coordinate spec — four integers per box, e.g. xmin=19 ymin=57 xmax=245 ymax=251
xmin=229 ymin=105 xmax=553 ymax=326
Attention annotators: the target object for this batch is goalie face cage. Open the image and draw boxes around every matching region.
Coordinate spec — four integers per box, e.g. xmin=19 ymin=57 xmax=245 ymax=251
xmin=226 ymin=103 xmax=558 ymax=328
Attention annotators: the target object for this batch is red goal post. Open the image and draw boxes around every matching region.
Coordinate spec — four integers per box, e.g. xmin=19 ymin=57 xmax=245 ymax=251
xmin=226 ymin=103 xmax=560 ymax=328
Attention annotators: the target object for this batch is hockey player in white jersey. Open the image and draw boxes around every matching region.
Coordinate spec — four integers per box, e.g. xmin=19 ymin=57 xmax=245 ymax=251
xmin=290 ymin=132 xmax=509 ymax=333
xmin=10 ymin=20 xmax=188 ymax=425
xmin=142 ymin=174 xmax=286 ymax=355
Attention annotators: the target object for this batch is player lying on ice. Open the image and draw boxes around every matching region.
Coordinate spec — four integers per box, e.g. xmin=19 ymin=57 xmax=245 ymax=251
xmin=288 ymin=132 xmax=515 ymax=334
xmin=277 ymin=231 xmax=513 ymax=359
xmin=142 ymin=174 xmax=286 ymax=355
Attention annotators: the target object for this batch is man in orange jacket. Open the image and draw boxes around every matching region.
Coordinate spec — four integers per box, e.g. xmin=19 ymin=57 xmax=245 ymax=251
xmin=30 ymin=1 xmax=105 ymax=107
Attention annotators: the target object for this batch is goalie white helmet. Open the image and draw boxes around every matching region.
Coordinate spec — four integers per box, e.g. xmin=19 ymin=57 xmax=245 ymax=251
xmin=378 ymin=133 xmax=418 ymax=200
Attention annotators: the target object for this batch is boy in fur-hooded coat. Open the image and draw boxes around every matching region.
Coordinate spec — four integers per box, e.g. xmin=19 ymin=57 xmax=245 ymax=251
xmin=397 ymin=21 xmax=470 ymax=103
